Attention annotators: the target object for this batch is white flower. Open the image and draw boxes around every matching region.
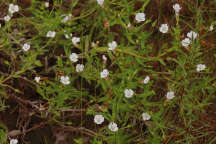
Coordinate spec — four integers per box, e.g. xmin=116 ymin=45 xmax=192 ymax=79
xmin=72 ymin=37 xmax=80 ymax=45
xmin=76 ymin=64 xmax=84 ymax=72
xmin=102 ymin=55 xmax=107 ymax=61
xmin=22 ymin=43 xmax=30 ymax=51
xmin=181 ymin=38 xmax=191 ymax=47
xmin=60 ymin=76 xmax=70 ymax=85
xmin=97 ymin=0 xmax=104 ymax=6
xmin=187 ymin=31 xmax=198 ymax=40
xmin=91 ymin=42 xmax=96 ymax=47
xmin=124 ymin=89 xmax=134 ymax=98
xmin=143 ymin=76 xmax=150 ymax=84
xmin=196 ymin=64 xmax=206 ymax=72
xmin=173 ymin=3 xmax=181 ymax=14
xmin=0 ymin=24 xmax=1 ymax=27
xmin=100 ymin=69 xmax=109 ymax=78
xmin=127 ymin=23 xmax=131 ymax=28
xmin=135 ymin=13 xmax=146 ymax=22
xmin=61 ymin=15 xmax=69 ymax=23
xmin=65 ymin=33 xmax=72 ymax=39
xmin=8 ymin=4 xmax=19 ymax=14
xmin=209 ymin=25 xmax=214 ymax=31
xmin=159 ymin=24 xmax=169 ymax=33
xmin=45 ymin=2 xmax=49 ymax=7
xmin=4 ymin=15 xmax=11 ymax=22
xmin=34 ymin=76 xmax=40 ymax=83
xmin=108 ymin=41 xmax=117 ymax=51
xmin=142 ymin=112 xmax=151 ymax=121
xmin=10 ymin=139 xmax=18 ymax=144
xmin=69 ymin=53 xmax=78 ymax=62
xmin=46 ymin=31 xmax=56 ymax=38
xmin=65 ymin=34 xmax=69 ymax=39
xmin=108 ymin=122 xmax=118 ymax=132
xmin=166 ymin=91 xmax=175 ymax=100
xmin=94 ymin=114 xmax=104 ymax=125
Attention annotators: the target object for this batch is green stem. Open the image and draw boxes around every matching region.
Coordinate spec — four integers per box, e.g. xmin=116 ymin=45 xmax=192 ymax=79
xmin=94 ymin=47 xmax=163 ymax=62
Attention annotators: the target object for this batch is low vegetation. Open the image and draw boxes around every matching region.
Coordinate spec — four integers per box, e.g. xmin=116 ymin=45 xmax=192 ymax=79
xmin=0 ymin=0 xmax=216 ymax=143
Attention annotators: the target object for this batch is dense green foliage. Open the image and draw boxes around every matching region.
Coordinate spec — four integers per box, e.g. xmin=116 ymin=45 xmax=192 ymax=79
xmin=0 ymin=0 xmax=216 ymax=143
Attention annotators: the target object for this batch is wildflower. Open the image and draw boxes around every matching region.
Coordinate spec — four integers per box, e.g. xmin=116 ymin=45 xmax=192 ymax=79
xmin=173 ymin=3 xmax=181 ymax=14
xmin=209 ymin=25 xmax=214 ymax=31
xmin=76 ymin=64 xmax=84 ymax=72
xmin=159 ymin=24 xmax=169 ymax=33
xmin=60 ymin=76 xmax=70 ymax=85
xmin=69 ymin=53 xmax=78 ymax=62
xmin=108 ymin=41 xmax=117 ymax=51
xmin=10 ymin=139 xmax=18 ymax=144
xmin=8 ymin=4 xmax=19 ymax=14
xmin=45 ymin=2 xmax=49 ymax=7
xmin=181 ymin=38 xmax=191 ymax=47
xmin=124 ymin=89 xmax=134 ymax=98
xmin=65 ymin=33 xmax=72 ymax=39
xmin=4 ymin=15 xmax=11 ymax=22
xmin=108 ymin=122 xmax=118 ymax=132
xmin=127 ymin=23 xmax=131 ymax=28
xmin=61 ymin=15 xmax=69 ymax=23
xmin=94 ymin=114 xmax=104 ymax=125
xmin=135 ymin=13 xmax=146 ymax=22
xmin=143 ymin=76 xmax=150 ymax=84
xmin=46 ymin=31 xmax=56 ymax=38
xmin=91 ymin=42 xmax=96 ymax=47
xmin=196 ymin=64 xmax=206 ymax=72
xmin=102 ymin=55 xmax=107 ymax=61
xmin=72 ymin=37 xmax=80 ymax=45
xmin=97 ymin=0 xmax=104 ymax=6
xmin=187 ymin=31 xmax=198 ymax=40
xmin=22 ymin=43 xmax=30 ymax=51
xmin=100 ymin=69 xmax=109 ymax=78
xmin=34 ymin=76 xmax=40 ymax=83
xmin=142 ymin=112 xmax=151 ymax=121
xmin=166 ymin=91 xmax=175 ymax=100
xmin=65 ymin=34 xmax=69 ymax=39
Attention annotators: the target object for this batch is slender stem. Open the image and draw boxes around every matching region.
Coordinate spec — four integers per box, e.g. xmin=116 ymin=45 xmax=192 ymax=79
xmin=94 ymin=47 xmax=162 ymax=62
xmin=0 ymin=70 xmax=25 ymax=84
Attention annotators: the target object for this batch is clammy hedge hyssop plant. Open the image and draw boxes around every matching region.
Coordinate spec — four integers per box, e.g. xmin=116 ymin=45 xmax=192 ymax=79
xmin=0 ymin=0 xmax=216 ymax=143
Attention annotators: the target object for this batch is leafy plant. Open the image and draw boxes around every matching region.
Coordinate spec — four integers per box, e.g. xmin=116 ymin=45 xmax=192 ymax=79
xmin=0 ymin=0 xmax=216 ymax=143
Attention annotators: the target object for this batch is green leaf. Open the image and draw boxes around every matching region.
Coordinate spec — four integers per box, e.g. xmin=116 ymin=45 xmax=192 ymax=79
xmin=35 ymin=60 xmax=42 ymax=66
